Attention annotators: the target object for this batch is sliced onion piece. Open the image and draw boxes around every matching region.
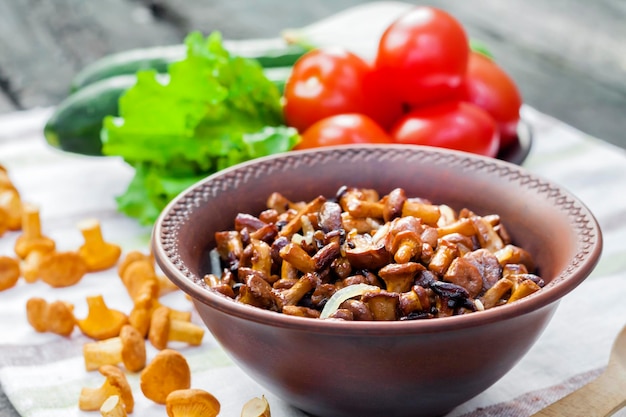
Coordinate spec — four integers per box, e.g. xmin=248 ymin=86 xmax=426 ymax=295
xmin=320 ymin=283 xmax=380 ymax=319
xmin=209 ymin=248 xmax=222 ymax=277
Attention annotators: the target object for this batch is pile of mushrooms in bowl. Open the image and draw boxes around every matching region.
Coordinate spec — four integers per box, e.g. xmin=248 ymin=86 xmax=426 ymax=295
xmin=152 ymin=145 xmax=602 ymax=417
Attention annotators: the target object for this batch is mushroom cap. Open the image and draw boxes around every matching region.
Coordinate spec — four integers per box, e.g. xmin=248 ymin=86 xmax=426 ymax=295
xmin=99 ymin=365 xmax=134 ymax=414
xmin=117 ymin=250 xmax=154 ymax=278
xmin=25 ymin=297 xmax=48 ymax=332
xmin=39 ymin=251 xmax=87 ymax=288
xmin=0 ymin=255 xmax=20 ymax=291
xmin=119 ymin=325 xmax=146 ymax=372
xmin=140 ymin=349 xmax=191 ymax=405
xmin=148 ymin=305 xmax=171 ymax=350
xmin=77 ymin=295 xmax=128 ymax=340
xmin=79 ymin=243 xmax=122 ymax=272
xmin=378 ymin=261 xmax=425 ymax=294
xmin=0 ymin=206 xmax=9 ymax=236
xmin=14 ymin=235 xmax=56 ymax=259
xmin=120 ymin=259 xmax=157 ymax=300
xmin=165 ymin=389 xmax=220 ymax=417
xmin=77 ymin=218 xmax=122 ymax=271
xmin=361 ymin=290 xmax=401 ymax=321
xmin=0 ymin=189 xmax=23 ymax=230
xmin=46 ymin=300 xmax=75 ymax=337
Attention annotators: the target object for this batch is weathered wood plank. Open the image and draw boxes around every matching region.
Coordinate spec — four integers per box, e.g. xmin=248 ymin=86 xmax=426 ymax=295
xmin=146 ymin=0 xmax=351 ymax=39
xmin=0 ymin=0 xmax=182 ymax=109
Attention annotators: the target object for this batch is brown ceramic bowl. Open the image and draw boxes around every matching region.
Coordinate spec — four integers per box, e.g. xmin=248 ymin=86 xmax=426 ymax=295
xmin=152 ymin=145 xmax=602 ymax=417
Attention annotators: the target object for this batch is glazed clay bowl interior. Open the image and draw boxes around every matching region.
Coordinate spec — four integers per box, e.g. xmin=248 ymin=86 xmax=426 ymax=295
xmin=152 ymin=145 xmax=602 ymax=417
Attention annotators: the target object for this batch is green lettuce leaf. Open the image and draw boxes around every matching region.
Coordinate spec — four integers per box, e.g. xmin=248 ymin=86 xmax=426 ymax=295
xmin=101 ymin=31 xmax=299 ymax=225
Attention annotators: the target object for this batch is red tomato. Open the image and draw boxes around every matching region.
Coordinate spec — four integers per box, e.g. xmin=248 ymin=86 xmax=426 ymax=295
xmin=390 ymin=101 xmax=500 ymax=157
xmin=295 ymin=114 xmax=393 ymax=150
xmin=361 ymin=68 xmax=405 ymax=131
xmin=375 ymin=6 xmax=469 ymax=106
xmin=284 ymin=48 xmax=399 ymax=132
xmin=461 ymin=52 xmax=523 ymax=149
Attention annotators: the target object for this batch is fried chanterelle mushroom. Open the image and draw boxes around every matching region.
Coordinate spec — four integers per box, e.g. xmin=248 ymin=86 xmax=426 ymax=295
xmin=206 ymin=186 xmax=544 ymax=321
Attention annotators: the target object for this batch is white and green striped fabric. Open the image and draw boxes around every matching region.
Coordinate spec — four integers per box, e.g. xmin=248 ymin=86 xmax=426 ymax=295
xmin=1 ymin=103 xmax=626 ymax=417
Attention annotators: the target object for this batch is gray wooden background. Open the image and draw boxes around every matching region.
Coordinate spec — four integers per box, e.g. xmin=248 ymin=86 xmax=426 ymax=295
xmin=0 ymin=1 xmax=624 ymax=415
xmin=0 ymin=0 xmax=625 ymax=150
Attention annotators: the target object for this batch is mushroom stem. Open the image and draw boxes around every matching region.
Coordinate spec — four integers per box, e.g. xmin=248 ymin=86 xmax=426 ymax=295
xmin=148 ymin=305 xmax=204 ymax=350
xmin=0 ymin=255 xmax=20 ymax=291
xmin=84 ymin=338 xmax=123 ymax=371
xmin=22 ymin=203 xmax=42 ymax=240
xmin=83 ymin=325 xmax=146 ymax=372
xmin=241 ymin=395 xmax=272 ymax=417
xmin=13 ymin=204 xmax=55 ymax=259
xmin=169 ymin=320 xmax=205 ymax=346
xmin=100 ymin=395 xmax=127 ymax=417
xmin=20 ymin=250 xmax=48 ymax=283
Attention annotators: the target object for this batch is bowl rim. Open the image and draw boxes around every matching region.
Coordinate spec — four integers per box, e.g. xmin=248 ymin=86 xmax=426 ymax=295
xmin=152 ymin=144 xmax=602 ymax=336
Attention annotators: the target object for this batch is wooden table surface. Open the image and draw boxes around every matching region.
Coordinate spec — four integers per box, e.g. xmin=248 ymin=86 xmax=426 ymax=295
xmin=0 ymin=0 xmax=624 ymax=148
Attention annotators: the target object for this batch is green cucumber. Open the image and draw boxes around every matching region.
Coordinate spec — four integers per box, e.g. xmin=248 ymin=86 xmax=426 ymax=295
xmin=46 ymin=66 xmax=292 ymax=156
xmin=45 ymin=75 xmax=137 ymax=156
xmin=262 ymin=66 xmax=292 ymax=94
xmin=70 ymin=38 xmax=306 ymax=92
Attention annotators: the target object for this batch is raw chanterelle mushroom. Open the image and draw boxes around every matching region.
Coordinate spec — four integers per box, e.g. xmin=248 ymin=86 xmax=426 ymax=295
xmin=25 ymin=297 xmax=75 ymax=337
xmin=13 ymin=203 xmax=55 ymax=259
xmin=77 ymin=218 xmax=122 ymax=272
xmin=165 ymin=388 xmax=221 ymax=417
xmin=79 ymin=365 xmax=134 ymax=413
xmin=119 ymin=255 xmax=158 ymax=301
xmin=77 ymin=295 xmax=128 ymax=340
xmin=140 ymin=349 xmax=191 ymax=404
xmin=83 ymin=324 xmax=146 ymax=372
xmin=241 ymin=395 xmax=272 ymax=417
xmin=0 ymin=188 xmax=22 ymax=231
xmin=38 ymin=251 xmax=88 ymax=288
xmin=148 ymin=305 xmax=204 ymax=350
xmin=0 ymin=255 xmax=20 ymax=291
